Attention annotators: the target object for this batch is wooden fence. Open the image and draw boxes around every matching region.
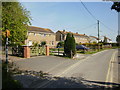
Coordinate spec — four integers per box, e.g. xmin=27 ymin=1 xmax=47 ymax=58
xmin=30 ymin=46 xmax=46 ymax=57
xmin=49 ymin=48 xmax=64 ymax=56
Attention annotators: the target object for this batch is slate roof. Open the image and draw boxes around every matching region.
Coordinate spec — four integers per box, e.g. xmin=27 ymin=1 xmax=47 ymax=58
xmin=58 ymin=30 xmax=88 ymax=37
xmin=89 ymin=36 xmax=99 ymax=40
xmin=28 ymin=26 xmax=54 ymax=33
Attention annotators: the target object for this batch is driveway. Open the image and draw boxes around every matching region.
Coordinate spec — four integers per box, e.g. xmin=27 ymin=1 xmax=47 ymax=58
xmin=14 ymin=56 xmax=80 ymax=76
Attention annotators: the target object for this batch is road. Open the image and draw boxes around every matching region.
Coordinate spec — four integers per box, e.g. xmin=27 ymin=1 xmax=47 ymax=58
xmin=37 ymin=49 xmax=119 ymax=88
xmin=14 ymin=49 xmax=119 ymax=88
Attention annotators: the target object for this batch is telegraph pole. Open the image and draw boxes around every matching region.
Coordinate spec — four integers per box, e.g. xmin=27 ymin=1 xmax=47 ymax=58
xmin=97 ymin=20 xmax=100 ymax=51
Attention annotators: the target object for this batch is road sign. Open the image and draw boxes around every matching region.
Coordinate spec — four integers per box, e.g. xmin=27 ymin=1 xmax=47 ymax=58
xmin=6 ymin=29 xmax=10 ymax=37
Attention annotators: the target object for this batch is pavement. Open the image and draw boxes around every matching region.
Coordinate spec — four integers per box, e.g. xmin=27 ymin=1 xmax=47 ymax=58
xmin=7 ymin=49 xmax=120 ymax=88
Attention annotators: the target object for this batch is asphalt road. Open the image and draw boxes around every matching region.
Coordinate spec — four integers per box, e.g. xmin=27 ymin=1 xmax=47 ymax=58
xmin=14 ymin=49 xmax=119 ymax=88
xmin=39 ymin=49 xmax=119 ymax=88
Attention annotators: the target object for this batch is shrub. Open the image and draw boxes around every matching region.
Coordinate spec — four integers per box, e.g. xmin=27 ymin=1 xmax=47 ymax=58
xmin=57 ymin=41 xmax=64 ymax=48
xmin=64 ymin=33 xmax=76 ymax=58
xmin=41 ymin=41 xmax=46 ymax=46
xmin=32 ymin=42 xmax=39 ymax=47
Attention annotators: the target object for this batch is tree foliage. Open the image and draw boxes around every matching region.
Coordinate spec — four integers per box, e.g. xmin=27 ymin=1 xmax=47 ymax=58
xmin=116 ymin=35 xmax=120 ymax=44
xmin=41 ymin=41 xmax=46 ymax=46
xmin=2 ymin=1 xmax=31 ymax=46
xmin=64 ymin=33 xmax=76 ymax=58
xmin=111 ymin=2 xmax=120 ymax=12
xmin=57 ymin=41 xmax=64 ymax=48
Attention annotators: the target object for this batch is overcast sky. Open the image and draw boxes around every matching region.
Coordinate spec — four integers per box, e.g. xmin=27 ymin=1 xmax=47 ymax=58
xmin=19 ymin=1 xmax=118 ymax=42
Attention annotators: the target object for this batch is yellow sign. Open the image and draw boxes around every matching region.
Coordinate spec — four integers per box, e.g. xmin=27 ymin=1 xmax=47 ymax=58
xmin=6 ymin=30 xmax=10 ymax=37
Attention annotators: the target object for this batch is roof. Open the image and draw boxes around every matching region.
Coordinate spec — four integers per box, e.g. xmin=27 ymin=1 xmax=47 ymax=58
xmin=89 ymin=36 xmax=99 ymax=40
xmin=58 ymin=30 xmax=88 ymax=37
xmin=28 ymin=26 xmax=54 ymax=33
xmin=104 ymin=36 xmax=112 ymax=41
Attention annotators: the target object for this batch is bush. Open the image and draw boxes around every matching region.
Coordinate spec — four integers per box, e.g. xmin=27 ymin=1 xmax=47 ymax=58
xmin=32 ymin=42 xmax=39 ymax=47
xmin=41 ymin=41 xmax=46 ymax=46
xmin=64 ymin=33 xmax=76 ymax=58
xmin=57 ymin=41 xmax=64 ymax=48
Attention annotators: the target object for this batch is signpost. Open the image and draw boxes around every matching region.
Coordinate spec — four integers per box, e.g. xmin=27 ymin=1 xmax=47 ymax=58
xmin=5 ymin=29 xmax=10 ymax=72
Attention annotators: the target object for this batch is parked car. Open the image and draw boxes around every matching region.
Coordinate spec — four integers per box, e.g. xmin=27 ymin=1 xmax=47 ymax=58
xmin=76 ymin=45 xmax=89 ymax=50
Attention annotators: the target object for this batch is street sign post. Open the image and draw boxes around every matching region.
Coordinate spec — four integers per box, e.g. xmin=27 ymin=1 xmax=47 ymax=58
xmin=5 ymin=29 xmax=10 ymax=72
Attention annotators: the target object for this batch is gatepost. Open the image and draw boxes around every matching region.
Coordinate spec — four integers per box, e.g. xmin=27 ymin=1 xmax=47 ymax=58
xmin=46 ymin=45 xmax=49 ymax=56
xmin=23 ymin=45 xmax=30 ymax=58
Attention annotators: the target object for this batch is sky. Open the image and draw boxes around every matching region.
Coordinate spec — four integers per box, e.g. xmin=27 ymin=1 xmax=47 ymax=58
xmin=19 ymin=1 xmax=118 ymax=42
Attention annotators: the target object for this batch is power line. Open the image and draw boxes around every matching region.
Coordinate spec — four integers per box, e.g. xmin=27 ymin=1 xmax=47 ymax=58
xmin=80 ymin=0 xmax=117 ymax=41
xmin=79 ymin=23 xmax=97 ymax=31
xmin=80 ymin=0 xmax=98 ymax=21
xmin=99 ymin=21 xmax=116 ymax=33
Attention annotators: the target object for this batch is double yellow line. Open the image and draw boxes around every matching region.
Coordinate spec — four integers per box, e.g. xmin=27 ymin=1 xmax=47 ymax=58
xmin=105 ymin=51 xmax=117 ymax=88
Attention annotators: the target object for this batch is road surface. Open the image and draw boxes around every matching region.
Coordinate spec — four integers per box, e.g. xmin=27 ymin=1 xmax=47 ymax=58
xmin=14 ymin=49 xmax=119 ymax=88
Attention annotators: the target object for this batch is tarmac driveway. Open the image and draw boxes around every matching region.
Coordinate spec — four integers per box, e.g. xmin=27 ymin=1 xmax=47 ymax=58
xmin=14 ymin=56 xmax=81 ymax=76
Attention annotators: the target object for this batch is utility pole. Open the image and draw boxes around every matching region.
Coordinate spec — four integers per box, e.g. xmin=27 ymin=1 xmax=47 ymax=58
xmin=97 ymin=20 xmax=100 ymax=51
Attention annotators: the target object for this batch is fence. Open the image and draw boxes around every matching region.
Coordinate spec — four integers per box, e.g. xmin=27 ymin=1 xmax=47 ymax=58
xmin=12 ymin=46 xmax=24 ymax=57
xmin=50 ymin=48 xmax=64 ymax=56
xmin=2 ymin=46 xmax=24 ymax=57
xmin=30 ymin=46 xmax=46 ymax=57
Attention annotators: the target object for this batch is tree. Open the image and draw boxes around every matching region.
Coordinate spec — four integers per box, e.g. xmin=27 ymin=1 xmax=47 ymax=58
xmin=57 ymin=41 xmax=64 ymax=48
xmin=2 ymin=1 xmax=31 ymax=46
xmin=41 ymin=41 xmax=46 ymax=46
xmin=116 ymin=35 xmax=120 ymax=45
xmin=64 ymin=33 xmax=76 ymax=58
xmin=111 ymin=2 xmax=120 ymax=12
xmin=111 ymin=2 xmax=120 ymax=46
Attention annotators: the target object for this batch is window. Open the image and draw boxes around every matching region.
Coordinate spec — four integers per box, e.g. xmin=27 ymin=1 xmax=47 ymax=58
xmin=44 ymin=34 xmax=46 ymax=37
xmin=28 ymin=32 xmax=30 ymax=35
xmin=34 ymin=33 xmax=36 ymax=36
xmin=39 ymin=33 xmax=42 ymax=36
xmin=28 ymin=40 xmax=32 ymax=46
xmin=52 ymin=41 xmax=54 ymax=45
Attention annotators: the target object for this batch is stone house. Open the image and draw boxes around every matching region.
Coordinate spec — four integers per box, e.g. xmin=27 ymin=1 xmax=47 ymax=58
xmin=25 ymin=26 xmax=56 ymax=47
xmin=102 ymin=36 xmax=112 ymax=43
xmin=56 ymin=30 xmax=89 ymax=44
xmin=89 ymin=36 xmax=99 ymax=43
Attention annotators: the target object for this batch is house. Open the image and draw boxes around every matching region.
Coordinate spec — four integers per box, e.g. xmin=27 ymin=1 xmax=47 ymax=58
xmin=102 ymin=36 xmax=112 ymax=43
xmin=25 ymin=26 xmax=56 ymax=47
xmin=56 ymin=30 xmax=89 ymax=44
xmin=89 ymin=36 xmax=99 ymax=43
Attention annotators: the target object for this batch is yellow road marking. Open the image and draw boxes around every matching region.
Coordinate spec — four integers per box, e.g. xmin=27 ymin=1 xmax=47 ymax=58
xmin=105 ymin=51 xmax=117 ymax=88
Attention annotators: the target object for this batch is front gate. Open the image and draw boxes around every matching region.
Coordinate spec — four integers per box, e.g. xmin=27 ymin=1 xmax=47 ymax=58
xmin=30 ymin=46 xmax=46 ymax=57
xmin=12 ymin=46 xmax=24 ymax=57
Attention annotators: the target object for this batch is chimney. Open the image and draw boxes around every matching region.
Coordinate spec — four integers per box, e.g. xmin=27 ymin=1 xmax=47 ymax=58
xmin=63 ymin=29 xmax=65 ymax=32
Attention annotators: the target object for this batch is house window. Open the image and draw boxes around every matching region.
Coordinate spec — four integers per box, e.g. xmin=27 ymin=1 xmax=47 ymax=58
xmin=52 ymin=41 xmax=54 ymax=45
xmin=28 ymin=32 xmax=30 ymax=35
xmin=39 ymin=33 xmax=43 ymax=36
xmin=28 ymin=40 xmax=32 ymax=46
xmin=44 ymin=34 xmax=46 ymax=37
xmin=34 ymin=33 xmax=36 ymax=36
